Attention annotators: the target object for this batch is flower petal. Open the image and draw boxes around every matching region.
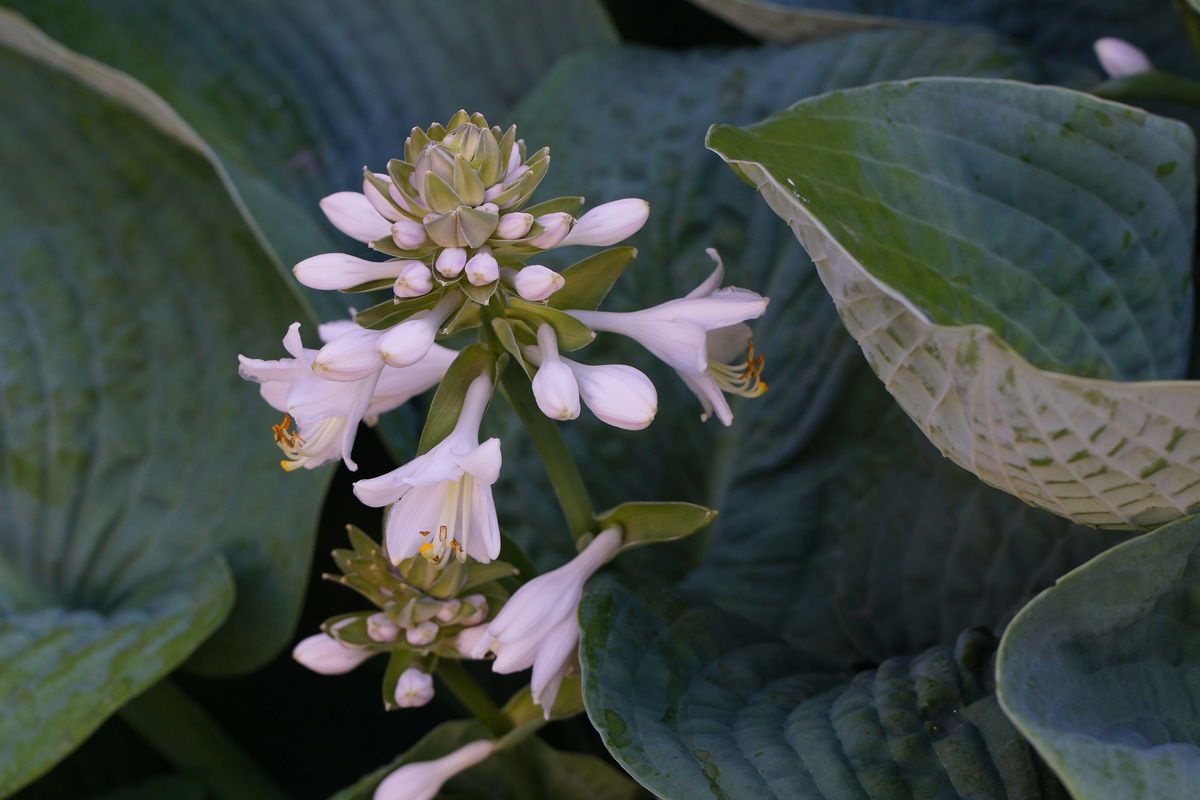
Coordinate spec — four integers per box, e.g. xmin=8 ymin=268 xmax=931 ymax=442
xmin=319 ymin=191 xmax=393 ymax=243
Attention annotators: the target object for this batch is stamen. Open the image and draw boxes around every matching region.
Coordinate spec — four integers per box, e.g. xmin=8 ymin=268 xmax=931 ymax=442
xmin=709 ymin=340 xmax=768 ymax=398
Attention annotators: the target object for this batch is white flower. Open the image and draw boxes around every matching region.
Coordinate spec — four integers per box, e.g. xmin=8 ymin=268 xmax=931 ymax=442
xmin=526 ymin=325 xmax=657 ymax=430
xmin=482 ymin=527 xmax=621 ymax=716
xmin=394 ymin=668 xmax=435 ymax=708
xmin=568 ymin=249 xmax=767 ymax=425
xmin=320 ymin=192 xmax=394 ymax=243
xmin=494 ymin=212 xmax=534 ymax=240
xmin=391 ymin=218 xmax=429 ymax=250
xmin=312 ymin=325 xmax=386 ymax=382
xmin=529 ymin=325 xmax=580 ymax=421
xmin=1094 ymin=37 xmax=1153 ymax=78
xmin=367 ymin=612 xmax=400 ymax=643
xmin=557 ymin=198 xmax=649 ymax=247
xmin=374 ymin=740 xmax=495 ymax=800
xmin=353 ymin=375 xmax=502 ymax=565
xmin=292 ymin=632 xmax=373 ymax=675
xmin=465 ymin=248 xmax=499 ymax=286
xmin=569 ymin=361 xmax=657 ymax=430
xmin=238 ymin=321 xmax=455 ymax=471
xmin=509 ymin=265 xmax=565 ymax=302
xmin=393 ymin=261 xmax=433 ymax=298
xmin=293 ymin=253 xmax=407 ymax=291
xmin=406 ymin=621 xmax=439 ymax=646
xmin=436 ymin=247 xmax=467 ymax=278
xmin=377 ymin=292 xmax=462 ymax=368
xmin=456 ymin=624 xmax=491 ymax=657
xmin=528 ymin=212 xmax=573 ymax=249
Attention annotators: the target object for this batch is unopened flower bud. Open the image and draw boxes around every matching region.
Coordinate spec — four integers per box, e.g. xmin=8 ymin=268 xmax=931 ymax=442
xmin=393 ymin=261 xmax=433 ymax=298
xmin=513 ymin=265 xmax=565 ymax=302
xmin=367 ymin=612 xmax=401 ymax=642
xmin=292 ymin=633 xmax=372 ymax=675
xmin=479 ymin=202 xmax=499 ymax=215
xmin=294 ymin=253 xmax=405 ymax=291
xmin=435 ymin=598 xmax=462 ymax=623
xmin=378 ymin=293 xmax=460 ymax=368
xmin=319 ymin=192 xmax=393 ymax=244
xmin=406 ymin=620 xmax=439 ymax=646
xmin=1094 ymin=37 xmax=1152 ymax=78
xmin=436 ymin=247 xmax=467 ymax=278
xmin=483 ymin=183 xmax=505 ymax=202
xmin=567 ymin=361 xmax=657 ymax=430
xmin=528 ymin=213 xmax=573 ymax=249
xmin=392 ymin=218 xmax=428 ymax=250
xmin=364 ymin=173 xmax=402 ymax=221
xmin=459 ymin=594 xmax=489 ymax=626
xmin=456 ymin=625 xmax=494 ymax=658
xmin=375 ymin=740 xmax=496 ymax=800
xmin=494 ymin=212 xmax=534 ymax=240
xmin=394 ymin=668 xmax=435 ymax=708
xmin=465 ymin=249 xmax=499 ymax=286
xmin=530 ymin=325 xmax=580 ymax=420
xmin=557 ymin=199 xmax=649 ymax=248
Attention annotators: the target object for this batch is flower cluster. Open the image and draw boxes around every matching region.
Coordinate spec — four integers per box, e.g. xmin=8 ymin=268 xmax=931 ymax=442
xmin=237 ymin=111 xmax=771 ymax=797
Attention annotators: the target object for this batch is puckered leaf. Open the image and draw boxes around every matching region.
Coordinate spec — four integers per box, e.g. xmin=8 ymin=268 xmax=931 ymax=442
xmin=0 ymin=14 xmax=332 ymax=791
xmin=581 ymin=575 xmax=1068 ymax=800
xmin=709 ymin=78 xmax=1199 ymax=530
xmin=998 ymin=514 xmax=1200 ymax=799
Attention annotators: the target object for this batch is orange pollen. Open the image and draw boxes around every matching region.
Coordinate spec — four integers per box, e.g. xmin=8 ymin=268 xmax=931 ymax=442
xmin=271 ymin=413 xmax=305 ymax=448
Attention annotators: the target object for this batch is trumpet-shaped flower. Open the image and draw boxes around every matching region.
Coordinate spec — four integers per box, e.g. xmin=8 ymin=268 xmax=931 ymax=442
xmin=529 ymin=326 xmax=580 ymax=421
xmin=238 ymin=321 xmax=455 ymax=471
xmin=568 ymin=249 xmax=767 ymax=425
xmin=292 ymin=632 xmax=373 ymax=675
xmin=353 ymin=375 xmax=502 ymax=565
xmin=319 ymin=191 xmax=395 ymax=243
xmin=478 ymin=527 xmax=621 ymax=715
xmin=294 ymin=253 xmax=409 ymax=291
xmin=374 ymin=740 xmax=495 ymax=800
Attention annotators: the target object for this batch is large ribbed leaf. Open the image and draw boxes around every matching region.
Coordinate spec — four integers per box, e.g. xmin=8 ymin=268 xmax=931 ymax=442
xmin=708 ymin=79 xmax=1199 ymax=530
xmin=998 ymin=515 xmax=1200 ymax=799
xmin=0 ymin=14 xmax=329 ymax=792
xmin=685 ymin=0 xmax=1191 ymax=74
xmin=495 ymin=28 xmax=1044 ymax=571
xmin=580 ymin=575 xmax=1068 ymax=800
xmin=4 ymin=0 xmax=618 ymax=318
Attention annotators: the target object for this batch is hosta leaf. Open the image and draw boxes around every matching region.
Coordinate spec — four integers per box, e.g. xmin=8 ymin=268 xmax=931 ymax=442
xmin=0 ymin=13 xmax=331 ymax=790
xmin=708 ymin=79 xmax=1200 ymax=530
xmin=685 ymin=0 xmax=1192 ymax=74
xmin=5 ymin=0 xmax=619 ymax=318
xmin=998 ymin=514 xmax=1200 ymax=799
xmin=580 ymin=575 xmax=1067 ymax=800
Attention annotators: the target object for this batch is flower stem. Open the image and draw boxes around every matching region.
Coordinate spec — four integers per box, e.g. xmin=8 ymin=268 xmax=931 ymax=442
xmin=1089 ymin=71 xmax=1200 ymax=108
xmin=1174 ymin=0 xmax=1200 ymax=70
xmin=435 ymin=660 xmax=511 ymax=738
xmin=499 ymin=367 xmax=596 ymax=540
xmin=119 ymin=679 xmax=288 ymax=800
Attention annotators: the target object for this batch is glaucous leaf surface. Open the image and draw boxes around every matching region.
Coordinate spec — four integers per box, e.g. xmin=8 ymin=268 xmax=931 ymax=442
xmin=5 ymin=0 xmax=619 ymax=319
xmin=0 ymin=17 xmax=333 ymax=791
xmin=685 ymin=0 xmax=1192 ymax=74
xmin=708 ymin=79 xmax=1200 ymax=529
xmin=492 ymin=29 xmax=1045 ymax=570
xmin=580 ymin=575 xmax=1069 ymax=800
xmin=329 ymin=719 xmax=648 ymax=800
xmin=998 ymin=514 xmax=1200 ymax=799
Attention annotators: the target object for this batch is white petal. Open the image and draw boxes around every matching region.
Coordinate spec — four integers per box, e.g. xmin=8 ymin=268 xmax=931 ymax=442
xmin=377 ymin=316 xmax=438 ymax=368
xmin=556 ymin=198 xmax=648 ymax=247
xmin=384 ymin=482 xmax=449 ymax=561
xmin=465 ymin=250 xmax=499 ymax=286
xmin=685 ymin=250 xmax=725 ymax=299
xmin=292 ymin=633 xmax=372 ymax=675
xmin=313 ymin=327 xmax=386 ymax=382
xmin=391 ymin=218 xmax=429 ymax=250
xmin=294 ymin=252 xmax=403 ymax=291
xmin=513 ymin=265 xmax=565 ymax=302
xmin=374 ymin=742 xmax=495 ymax=800
xmin=1094 ymin=37 xmax=1153 ymax=78
xmin=528 ymin=212 xmax=573 ymax=249
xmin=393 ymin=262 xmax=433 ymax=298
xmin=318 ymin=319 xmax=360 ymax=343
xmin=678 ymin=370 xmax=733 ymax=426
xmin=320 ymin=192 xmax=392 ymax=243
xmin=530 ymin=617 xmax=579 ymax=700
xmin=706 ymin=322 xmax=753 ymax=362
xmin=456 ymin=625 xmax=494 ymax=658
xmin=281 ymin=321 xmax=309 ymax=362
xmin=394 ymin=667 xmax=435 ymax=707
xmin=490 ymin=634 xmax=542 ymax=674
xmin=237 ymin=353 xmax=306 ymax=385
xmin=494 ymin=212 xmax=534 ymax=240
xmin=535 ymin=665 xmax=567 ymax=718
xmin=257 ymin=381 xmax=290 ymax=413
xmin=465 ymin=480 xmax=501 ymax=562
xmin=436 ymin=247 xmax=467 ymax=278
xmin=366 ymin=344 xmax=457 ymax=421
xmin=364 ymin=173 xmax=403 ymax=221
xmin=455 ymin=438 xmax=503 ymax=485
